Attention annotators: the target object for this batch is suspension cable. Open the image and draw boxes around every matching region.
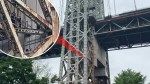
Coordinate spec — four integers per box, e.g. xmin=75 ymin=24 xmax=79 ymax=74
xmin=59 ymin=0 xmax=62 ymax=21
xmin=60 ymin=0 xmax=64 ymax=23
xmin=107 ymin=0 xmax=111 ymax=16
xmin=133 ymin=0 xmax=137 ymax=10
xmin=113 ymin=0 xmax=117 ymax=15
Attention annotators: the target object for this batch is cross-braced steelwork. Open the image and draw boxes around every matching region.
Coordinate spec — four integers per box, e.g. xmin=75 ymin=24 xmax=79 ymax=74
xmin=0 ymin=0 xmax=59 ymax=59
xmin=59 ymin=0 xmax=109 ymax=83
xmin=95 ymin=8 xmax=150 ymax=51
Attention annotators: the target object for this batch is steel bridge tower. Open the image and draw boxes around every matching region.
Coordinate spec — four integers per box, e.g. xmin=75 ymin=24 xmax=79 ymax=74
xmin=59 ymin=0 xmax=110 ymax=83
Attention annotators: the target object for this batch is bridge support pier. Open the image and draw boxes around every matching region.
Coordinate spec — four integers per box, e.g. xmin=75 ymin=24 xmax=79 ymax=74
xmin=93 ymin=37 xmax=110 ymax=84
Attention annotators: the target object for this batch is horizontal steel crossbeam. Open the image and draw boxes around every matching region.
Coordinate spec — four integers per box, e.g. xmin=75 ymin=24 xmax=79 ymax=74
xmin=15 ymin=28 xmax=44 ymax=35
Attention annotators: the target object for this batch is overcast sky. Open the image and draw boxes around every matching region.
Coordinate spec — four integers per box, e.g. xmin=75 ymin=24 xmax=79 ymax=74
xmin=35 ymin=0 xmax=150 ymax=84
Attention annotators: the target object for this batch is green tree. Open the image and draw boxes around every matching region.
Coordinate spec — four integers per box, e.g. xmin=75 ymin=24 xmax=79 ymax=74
xmin=0 ymin=56 xmax=48 ymax=84
xmin=50 ymin=75 xmax=59 ymax=83
xmin=114 ymin=69 xmax=146 ymax=84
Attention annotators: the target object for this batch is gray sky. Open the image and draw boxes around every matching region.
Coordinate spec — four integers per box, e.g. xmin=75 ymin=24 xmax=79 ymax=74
xmin=104 ymin=0 xmax=150 ymax=15
xmin=35 ymin=0 xmax=150 ymax=84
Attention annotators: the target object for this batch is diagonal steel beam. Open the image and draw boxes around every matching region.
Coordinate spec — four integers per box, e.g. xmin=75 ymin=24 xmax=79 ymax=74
xmin=0 ymin=0 xmax=26 ymax=58
xmin=9 ymin=0 xmax=52 ymax=29
xmin=31 ymin=36 xmax=54 ymax=57
xmin=31 ymin=0 xmax=60 ymax=58
xmin=38 ymin=0 xmax=52 ymax=23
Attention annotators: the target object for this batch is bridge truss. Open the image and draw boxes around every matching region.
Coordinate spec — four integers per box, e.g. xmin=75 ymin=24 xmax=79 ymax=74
xmin=95 ymin=8 xmax=150 ymax=50
xmin=0 ymin=0 xmax=59 ymax=59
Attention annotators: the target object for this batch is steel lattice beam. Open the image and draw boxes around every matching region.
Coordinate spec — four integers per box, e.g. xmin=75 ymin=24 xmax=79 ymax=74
xmin=95 ymin=8 xmax=150 ymax=50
